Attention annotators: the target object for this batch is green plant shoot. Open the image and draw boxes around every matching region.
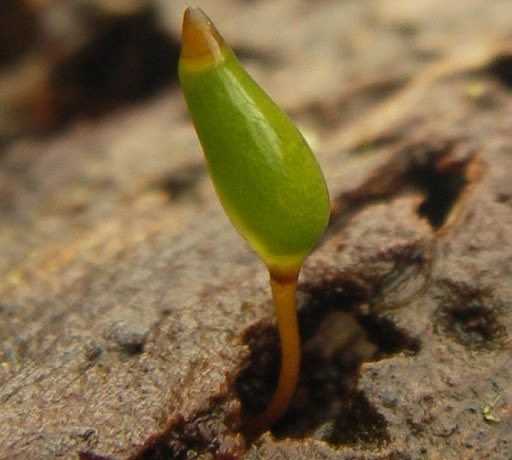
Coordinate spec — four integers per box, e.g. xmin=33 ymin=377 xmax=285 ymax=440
xmin=178 ymin=7 xmax=329 ymax=433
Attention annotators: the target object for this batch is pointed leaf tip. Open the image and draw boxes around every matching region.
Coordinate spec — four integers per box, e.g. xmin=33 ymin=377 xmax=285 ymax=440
xmin=180 ymin=7 xmax=225 ymax=64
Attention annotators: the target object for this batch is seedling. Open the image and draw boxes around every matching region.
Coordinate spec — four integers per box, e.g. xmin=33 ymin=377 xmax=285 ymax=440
xmin=178 ymin=7 xmax=329 ymax=433
xmin=482 ymin=396 xmax=500 ymax=423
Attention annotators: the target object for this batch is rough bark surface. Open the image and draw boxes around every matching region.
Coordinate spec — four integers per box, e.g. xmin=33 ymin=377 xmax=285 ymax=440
xmin=1 ymin=1 xmax=511 ymax=459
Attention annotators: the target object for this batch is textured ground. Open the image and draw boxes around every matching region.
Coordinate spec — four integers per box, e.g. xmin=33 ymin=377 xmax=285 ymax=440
xmin=1 ymin=1 xmax=511 ymax=459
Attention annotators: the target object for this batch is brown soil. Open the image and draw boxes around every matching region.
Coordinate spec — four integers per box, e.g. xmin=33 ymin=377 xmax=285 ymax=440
xmin=1 ymin=1 xmax=511 ymax=459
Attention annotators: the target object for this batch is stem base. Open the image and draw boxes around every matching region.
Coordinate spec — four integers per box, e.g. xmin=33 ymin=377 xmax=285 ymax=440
xmin=243 ymin=272 xmax=300 ymax=435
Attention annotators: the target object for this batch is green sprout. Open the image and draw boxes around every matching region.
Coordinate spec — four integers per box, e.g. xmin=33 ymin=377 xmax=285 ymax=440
xmin=178 ymin=7 xmax=330 ymax=433
xmin=482 ymin=396 xmax=500 ymax=423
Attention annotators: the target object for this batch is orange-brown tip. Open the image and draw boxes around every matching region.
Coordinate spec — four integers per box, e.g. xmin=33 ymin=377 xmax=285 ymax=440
xmin=180 ymin=7 xmax=225 ymax=64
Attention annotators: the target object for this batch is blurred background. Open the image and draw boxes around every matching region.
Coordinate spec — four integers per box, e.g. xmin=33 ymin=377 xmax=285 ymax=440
xmin=2 ymin=2 xmax=512 ymax=457
xmin=2 ymin=0 xmax=512 ymax=276
xmin=3 ymin=0 xmax=511 ymax=139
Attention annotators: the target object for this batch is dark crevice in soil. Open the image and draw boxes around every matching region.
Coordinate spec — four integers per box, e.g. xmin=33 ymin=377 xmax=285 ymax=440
xmin=79 ymin=452 xmax=114 ymax=460
xmin=237 ymin=282 xmax=420 ymax=447
xmin=328 ymin=390 xmax=391 ymax=448
xmin=134 ymin=400 xmax=244 ymax=460
xmin=327 ymin=140 xmax=474 ymax=234
xmin=138 ymin=416 xmax=219 ymax=460
xmin=384 ymin=141 xmax=477 ymax=231
xmin=355 ymin=314 xmax=421 ymax=357
xmin=435 ymin=299 xmax=506 ymax=350
xmin=410 ymin=160 xmax=468 ymax=229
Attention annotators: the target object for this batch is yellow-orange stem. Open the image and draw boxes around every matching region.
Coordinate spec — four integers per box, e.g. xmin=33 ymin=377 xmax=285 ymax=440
xmin=244 ymin=272 xmax=300 ymax=434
